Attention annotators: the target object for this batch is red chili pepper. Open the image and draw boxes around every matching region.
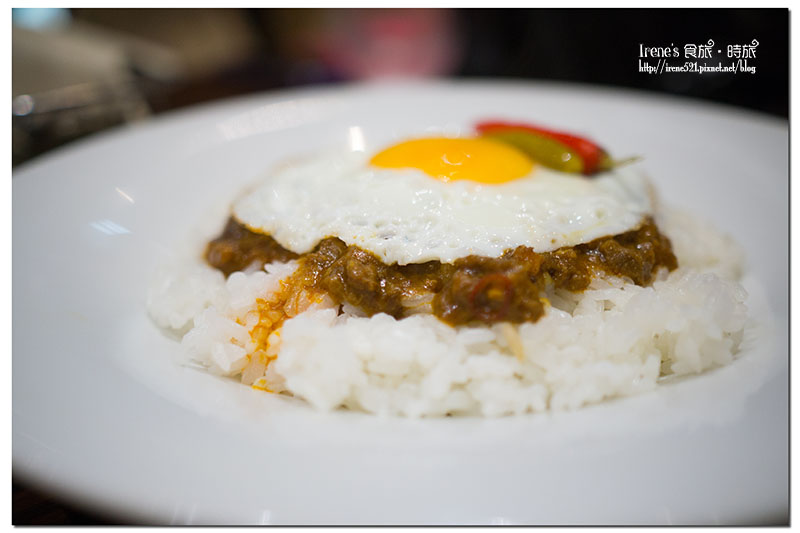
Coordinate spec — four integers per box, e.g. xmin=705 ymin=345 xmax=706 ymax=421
xmin=476 ymin=120 xmax=611 ymax=175
xmin=469 ymin=273 xmax=514 ymax=322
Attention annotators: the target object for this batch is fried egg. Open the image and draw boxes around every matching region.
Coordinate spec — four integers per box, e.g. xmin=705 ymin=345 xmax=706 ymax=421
xmin=233 ymin=137 xmax=653 ymax=265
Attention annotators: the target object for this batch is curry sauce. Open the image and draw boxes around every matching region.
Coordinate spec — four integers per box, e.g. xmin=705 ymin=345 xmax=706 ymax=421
xmin=206 ymin=218 xmax=677 ymax=326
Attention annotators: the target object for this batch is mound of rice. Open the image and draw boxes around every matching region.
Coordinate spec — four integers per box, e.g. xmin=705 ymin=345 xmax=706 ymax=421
xmin=147 ymin=208 xmax=748 ymax=417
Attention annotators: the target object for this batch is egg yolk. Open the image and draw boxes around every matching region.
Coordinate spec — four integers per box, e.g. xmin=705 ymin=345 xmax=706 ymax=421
xmin=369 ymin=137 xmax=534 ymax=184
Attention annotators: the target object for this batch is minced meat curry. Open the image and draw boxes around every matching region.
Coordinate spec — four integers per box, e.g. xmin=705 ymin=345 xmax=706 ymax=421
xmin=206 ymin=217 xmax=677 ymax=326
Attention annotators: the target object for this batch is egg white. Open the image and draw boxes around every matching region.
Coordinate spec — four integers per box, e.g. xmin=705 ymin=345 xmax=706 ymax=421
xmin=233 ymin=151 xmax=654 ymax=265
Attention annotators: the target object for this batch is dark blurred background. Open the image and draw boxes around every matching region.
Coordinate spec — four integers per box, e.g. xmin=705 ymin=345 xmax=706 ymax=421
xmin=12 ymin=8 xmax=788 ymax=169
xmin=11 ymin=7 xmax=789 ymax=525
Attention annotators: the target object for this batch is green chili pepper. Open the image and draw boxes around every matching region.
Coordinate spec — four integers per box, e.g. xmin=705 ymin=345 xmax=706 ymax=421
xmin=477 ymin=120 xmax=636 ymax=176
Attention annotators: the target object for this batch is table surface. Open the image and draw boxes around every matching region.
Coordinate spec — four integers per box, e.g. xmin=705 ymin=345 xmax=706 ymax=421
xmin=13 ymin=480 xmax=118 ymax=525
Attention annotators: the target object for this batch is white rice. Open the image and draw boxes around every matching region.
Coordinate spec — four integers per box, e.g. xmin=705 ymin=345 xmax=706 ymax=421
xmin=147 ymin=208 xmax=749 ymax=417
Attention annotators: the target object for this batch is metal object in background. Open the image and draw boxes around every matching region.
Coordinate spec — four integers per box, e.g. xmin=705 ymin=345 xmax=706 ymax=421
xmin=12 ymin=22 xmax=154 ymax=165
xmin=12 ymin=80 xmax=151 ymax=166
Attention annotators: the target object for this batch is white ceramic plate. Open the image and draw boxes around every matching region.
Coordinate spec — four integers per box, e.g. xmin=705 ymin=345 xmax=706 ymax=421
xmin=13 ymin=81 xmax=788 ymax=525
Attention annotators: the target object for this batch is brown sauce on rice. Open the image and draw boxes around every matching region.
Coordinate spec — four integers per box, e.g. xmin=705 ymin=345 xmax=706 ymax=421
xmin=206 ymin=218 xmax=677 ymax=326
